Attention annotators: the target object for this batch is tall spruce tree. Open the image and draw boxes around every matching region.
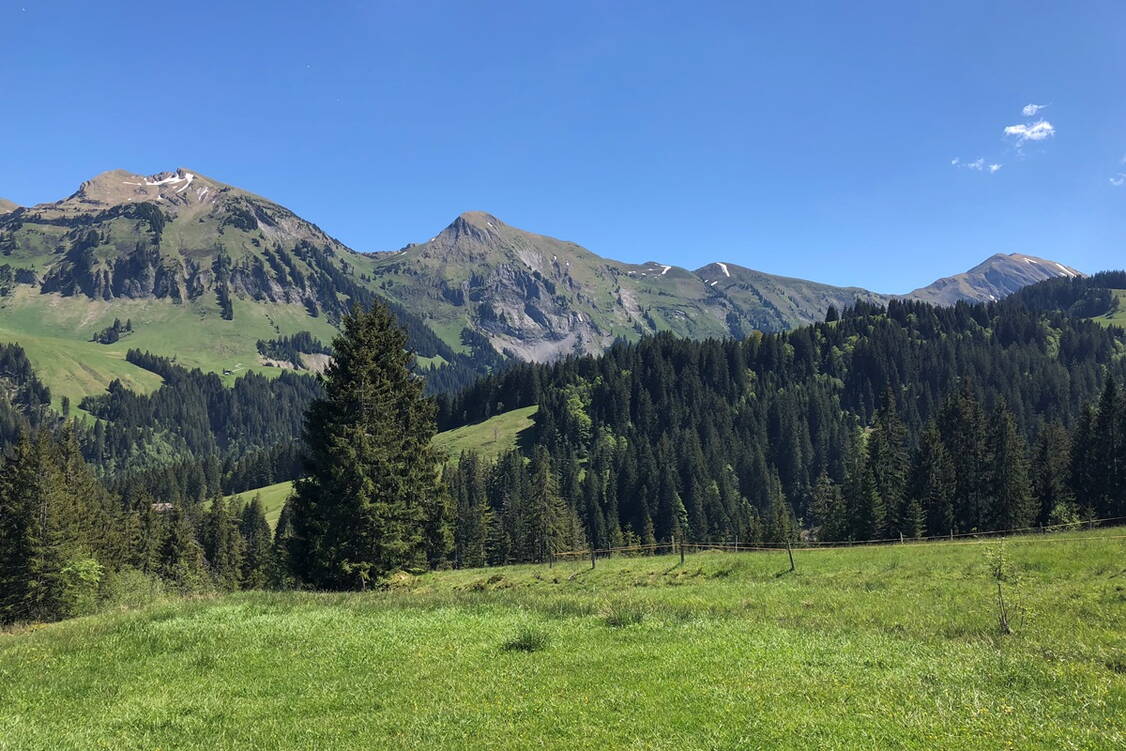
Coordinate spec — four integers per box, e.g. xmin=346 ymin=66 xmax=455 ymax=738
xmin=987 ymin=403 xmax=1035 ymax=531
xmin=1090 ymin=379 xmax=1124 ymax=517
xmin=909 ymin=422 xmax=956 ymax=537
xmin=288 ymin=303 xmax=441 ymax=589
xmin=1032 ymin=422 xmax=1074 ymax=525
xmin=159 ymin=505 xmax=207 ymax=591
xmin=810 ymin=472 xmax=847 ymax=541
xmin=239 ymin=496 xmax=273 ymax=589
xmin=524 ymin=446 xmax=570 ymax=562
xmin=867 ymin=390 xmax=909 ymax=537
xmin=203 ymin=495 xmax=245 ymax=590
xmin=0 ymin=429 xmax=115 ymax=623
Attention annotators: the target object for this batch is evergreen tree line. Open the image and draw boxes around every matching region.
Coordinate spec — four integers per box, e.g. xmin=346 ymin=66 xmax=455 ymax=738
xmin=431 ymin=293 xmax=1126 ymax=557
xmin=90 ymin=317 xmax=133 ymax=344
xmin=0 ymin=343 xmax=54 ymax=447
xmin=5 ymin=281 xmax=1126 ymax=611
xmin=812 ymin=380 xmax=1126 ymax=543
xmin=256 ymin=331 xmax=333 ymax=368
xmin=0 ymin=426 xmax=279 ymax=624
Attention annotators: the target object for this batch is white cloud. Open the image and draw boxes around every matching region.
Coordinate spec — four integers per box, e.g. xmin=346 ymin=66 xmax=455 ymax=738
xmin=1021 ymin=103 xmax=1047 ymax=117
xmin=1003 ymin=120 xmax=1056 ymax=143
xmin=1111 ymin=173 xmax=1126 ymax=187
xmin=952 ymin=157 xmax=1002 ymax=173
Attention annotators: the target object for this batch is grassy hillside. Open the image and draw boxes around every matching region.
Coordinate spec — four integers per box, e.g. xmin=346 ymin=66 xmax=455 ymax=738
xmin=225 ymin=480 xmax=294 ymax=526
xmin=431 ymin=404 xmax=537 ymax=460
xmin=1093 ymin=289 xmax=1126 ymax=327
xmin=2 ymin=529 xmax=1123 ymax=749
xmin=223 ymin=406 xmax=539 ymax=522
xmin=0 ymin=288 xmax=339 ymax=408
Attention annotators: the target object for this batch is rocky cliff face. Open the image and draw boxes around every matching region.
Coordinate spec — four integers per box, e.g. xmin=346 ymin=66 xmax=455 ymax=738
xmin=0 ymin=168 xmax=369 ymax=317
xmin=0 ymin=169 xmax=1087 ymax=367
xmin=369 ymin=211 xmax=741 ymax=360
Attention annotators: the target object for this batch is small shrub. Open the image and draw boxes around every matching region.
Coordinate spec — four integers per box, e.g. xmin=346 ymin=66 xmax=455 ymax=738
xmin=984 ymin=539 xmax=1026 ymax=635
xmin=604 ymin=603 xmax=646 ymax=628
xmin=57 ymin=557 xmax=105 ymax=618
xmin=503 ymin=624 xmax=550 ymax=652
xmin=99 ymin=567 xmax=168 ymax=612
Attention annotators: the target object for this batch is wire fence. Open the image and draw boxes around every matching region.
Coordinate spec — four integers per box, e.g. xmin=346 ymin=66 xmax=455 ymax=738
xmin=551 ymin=514 xmax=1126 ymax=564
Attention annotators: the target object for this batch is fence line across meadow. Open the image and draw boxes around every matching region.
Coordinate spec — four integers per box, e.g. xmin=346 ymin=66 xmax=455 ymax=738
xmin=550 ymin=514 xmax=1126 ymax=563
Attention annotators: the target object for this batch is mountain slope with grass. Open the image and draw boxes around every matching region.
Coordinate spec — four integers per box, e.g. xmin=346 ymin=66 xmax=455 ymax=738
xmin=0 ymin=169 xmax=1085 ymax=407
xmin=1 ymin=530 xmax=1122 ymax=750
xmin=0 ymin=169 xmax=499 ymax=402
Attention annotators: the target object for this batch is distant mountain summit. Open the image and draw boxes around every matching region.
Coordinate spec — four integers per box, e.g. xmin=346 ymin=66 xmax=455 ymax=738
xmin=0 ymin=167 xmax=1087 ymax=398
xmin=369 ymin=210 xmax=737 ymax=360
xmin=0 ymin=198 xmax=18 ymax=214
xmin=0 ymin=167 xmax=360 ymax=310
xmin=907 ymin=252 xmax=1083 ymax=305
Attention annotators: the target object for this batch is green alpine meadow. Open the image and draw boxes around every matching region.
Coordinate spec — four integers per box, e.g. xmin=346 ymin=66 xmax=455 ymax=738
xmin=4 ymin=3 xmax=1126 ymax=749
xmin=2 ymin=530 xmax=1123 ymax=750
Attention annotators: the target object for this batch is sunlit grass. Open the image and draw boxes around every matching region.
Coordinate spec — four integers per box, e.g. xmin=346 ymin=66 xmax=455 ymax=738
xmin=1 ymin=528 xmax=1123 ymax=749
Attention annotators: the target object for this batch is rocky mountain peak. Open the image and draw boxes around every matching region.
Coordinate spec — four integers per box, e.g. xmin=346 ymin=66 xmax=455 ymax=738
xmin=66 ymin=168 xmax=223 ymax=210
xmin=908 ymin=252 xmax=1083 ymax=304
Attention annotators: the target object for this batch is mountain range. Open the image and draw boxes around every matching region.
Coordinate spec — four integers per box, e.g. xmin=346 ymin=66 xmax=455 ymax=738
xmin=0 ymin=168 xmax=1082 ymax=404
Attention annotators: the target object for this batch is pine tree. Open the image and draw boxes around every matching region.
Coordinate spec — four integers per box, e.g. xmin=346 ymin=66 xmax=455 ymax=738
xmin=422 ymin=478 xmax=454 ymax=570
xmin=987 ymin=403 xmax=1035 ymax=531
xmin=239 ymin=496 xmax=273 ymax=589
xmin=159 ymin=505 xmax=206 ymax=591
xmin=524 ymin=446 xmax=569 ymax=562
xmin=1032 ymin=422 xmax=1074 ymax=525
xmin=1091 ymin=379 xmax=1124 ymax=517
xmin=810 ymin=471 xmax=847 ymax=541
xmin=0 ymin=430 xmax=114 ymax=623
xmin=1069 ymin=405 xmax=1098 ymax=518
xmin=762 ymin=468 xmax=797 ymax=543
xmin=452 ymin=453 xmax=488 ymax=568
xmin=204 ymin=495 xmax=245 ymax=590
xmin=288 ymin=303 xmax=441 ymax=589
xmin=939 ymin=384 xmax=990 ymax=532
xmin=909 ymin=422 xmax=955 ymax=537
xmin=867 ymin=389 xmax=909 ymax=537
xmin=269 ymin=499 xmax=296 ymax=589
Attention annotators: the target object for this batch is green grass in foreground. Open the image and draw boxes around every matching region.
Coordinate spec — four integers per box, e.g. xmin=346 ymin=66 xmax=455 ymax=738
xmin=1 ymin=529 xmax=1123 ymax=750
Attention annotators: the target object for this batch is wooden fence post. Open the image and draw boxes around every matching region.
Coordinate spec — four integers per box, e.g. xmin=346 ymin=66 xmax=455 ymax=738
xmin=680 ymin=537 xmax=685 ymax=565
xmin=786 ymin=539 xmax=795 ymax=572
xmin=591 ymin=545 xmax=596 ymax=569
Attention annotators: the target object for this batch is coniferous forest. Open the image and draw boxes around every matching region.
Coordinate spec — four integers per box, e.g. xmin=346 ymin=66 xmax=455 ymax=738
xmin=1 ymin=274 xmax=1126 ymax=620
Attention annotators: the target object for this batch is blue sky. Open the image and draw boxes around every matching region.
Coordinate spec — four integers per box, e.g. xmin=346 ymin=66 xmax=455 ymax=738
xmin=2 ymin=1 xmax=1123 ymax=293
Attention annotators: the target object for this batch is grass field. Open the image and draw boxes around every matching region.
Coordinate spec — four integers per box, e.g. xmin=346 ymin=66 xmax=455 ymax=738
xmin=431 ymin=404 xmax=537 ymax=461
xmin=223 ymin=407 xmax=539 ymax=523
xmin=1 ymin=529 xmax=1123 ymax=749
xmin=1093 ymin=290 xmax=1126 ymax=327
xmin=0 ymin=288 xmax=340 ymax=409
xmin=224 ymin=480 xmax=294 ymax=526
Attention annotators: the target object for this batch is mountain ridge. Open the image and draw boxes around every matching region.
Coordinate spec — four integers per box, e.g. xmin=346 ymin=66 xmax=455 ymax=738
xmin=0 ymin=168 xmax=1088 ymax=405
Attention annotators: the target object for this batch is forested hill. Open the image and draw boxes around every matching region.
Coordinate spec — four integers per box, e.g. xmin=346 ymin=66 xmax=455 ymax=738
xmin=1 ymin=273 xmax=1123 ymax=551
xmin=436 ymin=289 xmax=1126 ymax=560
